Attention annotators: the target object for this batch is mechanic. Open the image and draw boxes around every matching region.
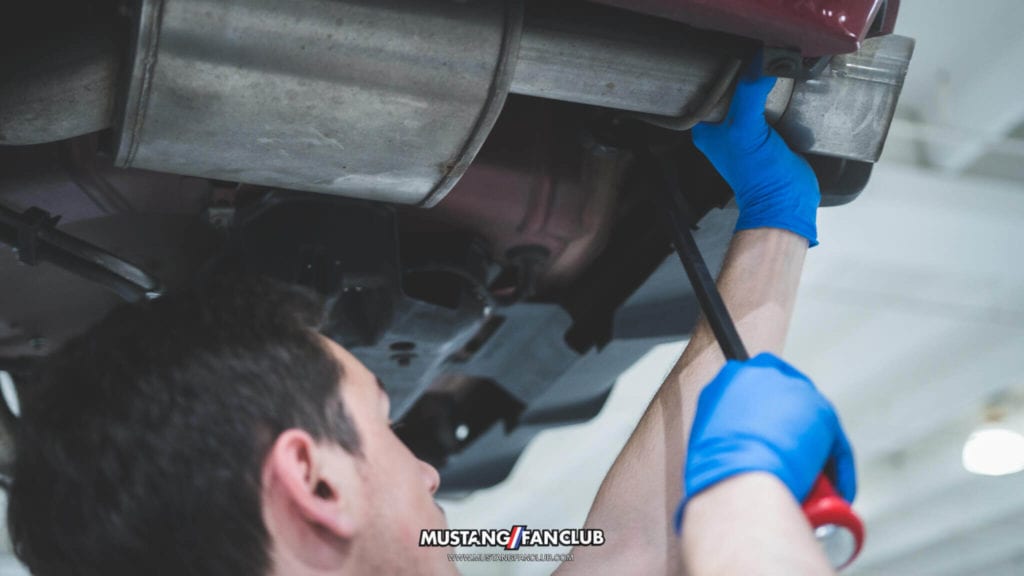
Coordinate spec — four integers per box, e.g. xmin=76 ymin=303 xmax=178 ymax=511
xmin=6 ymin=65 xmax=855 ymax=576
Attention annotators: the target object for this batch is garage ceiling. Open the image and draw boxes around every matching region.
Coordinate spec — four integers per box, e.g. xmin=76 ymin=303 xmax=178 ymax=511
xmin=884 ymin=0 xmax=1024 ymax=183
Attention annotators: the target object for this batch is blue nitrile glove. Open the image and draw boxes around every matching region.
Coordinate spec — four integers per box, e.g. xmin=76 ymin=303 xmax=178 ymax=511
xmin=691 ymin=62 xmax=821 ymax=246
xmin=675 ymin=353 xmax=856 ymax=531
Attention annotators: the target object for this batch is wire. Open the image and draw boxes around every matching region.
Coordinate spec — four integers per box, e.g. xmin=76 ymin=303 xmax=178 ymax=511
xmin=403 ymin=264 xmax=497 ymax=311
xmin=0 ymin=203 xmax=162 ymax=302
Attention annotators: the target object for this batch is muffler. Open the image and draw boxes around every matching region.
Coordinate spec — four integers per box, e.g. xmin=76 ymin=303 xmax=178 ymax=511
xmin=2 ymin=0 xmax=913 ymax=206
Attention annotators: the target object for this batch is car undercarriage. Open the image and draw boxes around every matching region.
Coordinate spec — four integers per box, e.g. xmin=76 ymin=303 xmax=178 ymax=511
xmin=0 ymin=0 xmax=913 ymax=493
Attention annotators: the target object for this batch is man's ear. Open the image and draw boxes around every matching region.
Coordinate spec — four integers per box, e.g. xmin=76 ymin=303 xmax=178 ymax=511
xmin=263 ymin=429 xmax=359 ymax=541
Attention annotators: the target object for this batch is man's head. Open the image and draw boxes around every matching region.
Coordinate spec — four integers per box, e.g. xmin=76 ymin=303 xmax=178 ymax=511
xmin=7 ymin=278 xmax=453 ymax=575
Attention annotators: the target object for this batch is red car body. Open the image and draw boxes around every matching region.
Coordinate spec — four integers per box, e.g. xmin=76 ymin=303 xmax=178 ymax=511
xmin=592 ymin=0 xmax=899 ymax=56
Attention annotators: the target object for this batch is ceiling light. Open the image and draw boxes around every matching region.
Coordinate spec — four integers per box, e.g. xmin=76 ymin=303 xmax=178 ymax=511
xmin=962 ymin=426 xmax=1024 ymax=477
xmin=0 ymin=370 xmax=18 ymax=417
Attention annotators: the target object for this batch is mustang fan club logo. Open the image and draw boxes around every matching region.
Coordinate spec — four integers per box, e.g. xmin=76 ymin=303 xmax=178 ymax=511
xmin=420 ymin=526 xmax=605 ymax=550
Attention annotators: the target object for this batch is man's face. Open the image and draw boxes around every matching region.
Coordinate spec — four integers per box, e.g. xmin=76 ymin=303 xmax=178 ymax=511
xmin=321 ymin=337 xmax=456 ymax=574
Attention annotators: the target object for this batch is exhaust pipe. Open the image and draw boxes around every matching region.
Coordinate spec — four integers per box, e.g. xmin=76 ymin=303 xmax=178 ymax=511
xmin=0 ymin=0 xmax=913 ymax=206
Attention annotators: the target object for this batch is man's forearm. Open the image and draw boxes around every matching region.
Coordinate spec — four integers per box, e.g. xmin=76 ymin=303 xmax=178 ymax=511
xmin=673 ymin=227 xmax=809 ymax=446
xmin=563 ymin=228 xmax=809 ymax=575
xmin=681 ymin=473 xmax=833 ymax=576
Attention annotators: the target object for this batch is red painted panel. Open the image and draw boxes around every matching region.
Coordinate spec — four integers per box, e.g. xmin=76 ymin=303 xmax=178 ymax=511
xmin=589 ymin=0 xmax=887 ymax=57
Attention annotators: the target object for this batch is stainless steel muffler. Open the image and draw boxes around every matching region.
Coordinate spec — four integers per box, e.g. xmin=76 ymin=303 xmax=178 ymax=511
xmin=115 ymin=0 xmax=525 ymax=207
xmin=1 ymin=0 xmax=914 ymax=206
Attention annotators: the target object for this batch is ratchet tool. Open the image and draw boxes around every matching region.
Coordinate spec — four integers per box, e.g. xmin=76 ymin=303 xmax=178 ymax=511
xmin=648 ymin=149 xmax=865 ymax=570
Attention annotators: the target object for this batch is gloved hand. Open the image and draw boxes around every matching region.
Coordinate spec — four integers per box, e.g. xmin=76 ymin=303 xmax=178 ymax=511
xmin=691 ymin=62 xmax=822 ymax=246
xmin=676 ymin=353 xmax=856 ymax=530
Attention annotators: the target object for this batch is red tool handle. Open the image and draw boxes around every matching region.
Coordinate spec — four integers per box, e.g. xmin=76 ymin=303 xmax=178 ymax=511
xmin=802 ymin=474 xmax=864 ymax=570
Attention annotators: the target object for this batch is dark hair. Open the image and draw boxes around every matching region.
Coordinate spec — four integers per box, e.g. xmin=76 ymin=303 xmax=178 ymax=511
xmin=7 ymin=277 xmax=361 ymax=576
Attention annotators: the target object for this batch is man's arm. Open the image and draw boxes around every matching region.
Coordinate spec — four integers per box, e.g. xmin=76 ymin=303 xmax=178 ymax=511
xmin=556 ymin=62 xmax=822 ymax=576
xmin=681 ymin=473 xmax=833 ymax=576
xmin=554 ymin=228 xmax=809 ymax=576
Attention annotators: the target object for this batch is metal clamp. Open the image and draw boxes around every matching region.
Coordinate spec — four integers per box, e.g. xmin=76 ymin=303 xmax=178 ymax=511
xmin=13 ymin=207 xmax=61 ymax=266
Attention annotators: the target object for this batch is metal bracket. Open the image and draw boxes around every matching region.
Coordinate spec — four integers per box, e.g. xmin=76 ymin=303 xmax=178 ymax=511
xmin=13 ymin=208 xmax=61 ymax=266
xmin=763 ymin=46 xmax=833 ymax=80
